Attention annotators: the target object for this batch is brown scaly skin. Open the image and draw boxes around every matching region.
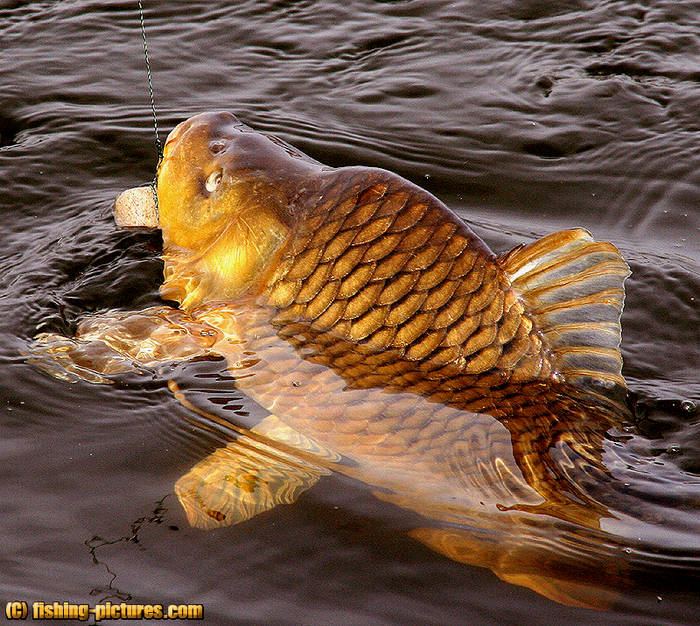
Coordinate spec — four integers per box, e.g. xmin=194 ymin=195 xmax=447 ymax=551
xmin=152 ymin=113 xmax=637 ymax=606
xmin=154 ymin=113 xmax=626 ymax=521
xmin=31 ymin=112 xmax=638 ymax=608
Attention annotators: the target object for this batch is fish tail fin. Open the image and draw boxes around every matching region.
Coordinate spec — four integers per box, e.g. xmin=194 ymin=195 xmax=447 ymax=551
xmin=499 ymin=228 xmax=630 ymax=408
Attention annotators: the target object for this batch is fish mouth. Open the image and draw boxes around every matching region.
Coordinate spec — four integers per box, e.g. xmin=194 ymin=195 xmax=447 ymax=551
xmin=113 ymin=113 xmax=248 ymax=230
xmin=116 ymin=111 xmax=327 ymax=308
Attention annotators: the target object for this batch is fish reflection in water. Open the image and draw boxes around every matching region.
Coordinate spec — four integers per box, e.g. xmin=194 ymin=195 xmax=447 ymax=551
xmin=29 ymin=112 xmax=698 ymax=609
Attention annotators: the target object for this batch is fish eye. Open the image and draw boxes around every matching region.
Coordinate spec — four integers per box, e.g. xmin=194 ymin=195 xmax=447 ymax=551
xmin=205 ymin=170 xmax=222 ymax=193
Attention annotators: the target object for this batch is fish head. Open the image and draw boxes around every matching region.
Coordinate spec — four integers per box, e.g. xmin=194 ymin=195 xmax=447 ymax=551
xmin=156 ymin=111 xmax=319 ymax=308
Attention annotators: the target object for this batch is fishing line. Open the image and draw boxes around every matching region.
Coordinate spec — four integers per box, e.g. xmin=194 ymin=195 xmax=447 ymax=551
xmin=137 ymin=0 xmax=162 ymax=197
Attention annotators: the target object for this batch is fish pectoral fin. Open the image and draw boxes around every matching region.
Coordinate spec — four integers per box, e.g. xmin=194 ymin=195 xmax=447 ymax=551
xmin=175 ymin=420 xmax=330 ymax=530
xmin=499 ymin=228 xmax=630 ymax=409
xmin=26 ymin=306 xmax=227 ymax=384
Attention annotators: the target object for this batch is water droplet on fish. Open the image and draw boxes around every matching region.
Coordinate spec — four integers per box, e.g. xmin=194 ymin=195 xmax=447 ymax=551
xmin=200 ymin=329 xmax=216 ymax=336
xmin=292 ymin=381 xmax=301 ymax=387
xmin=623 ymin=547 xmax=632 ymax=554
xmin=666 ymin=445 xmax=681 ymax=455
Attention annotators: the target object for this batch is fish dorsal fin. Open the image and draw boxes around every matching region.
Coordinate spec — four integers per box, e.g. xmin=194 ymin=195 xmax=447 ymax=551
xmin=499 ymin=229 xmax=630 ymax=404
xmin=175 ymin=415 xmax=331 ymax=530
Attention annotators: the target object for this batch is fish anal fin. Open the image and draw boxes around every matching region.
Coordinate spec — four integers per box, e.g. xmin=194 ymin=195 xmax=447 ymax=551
xmin=175 ymin=419 xmax=329 ymax=530
xmin=501 ymin=572 xmax=620 ymax=609
xmin=410 ymin=527 xmax=620 ymax=609
xmin=499 ymin=229 xmax=630 ymax=406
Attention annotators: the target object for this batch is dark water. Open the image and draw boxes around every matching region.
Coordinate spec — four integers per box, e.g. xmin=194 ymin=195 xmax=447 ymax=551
xmin=1 ymin=1 xmax=698 ymax=624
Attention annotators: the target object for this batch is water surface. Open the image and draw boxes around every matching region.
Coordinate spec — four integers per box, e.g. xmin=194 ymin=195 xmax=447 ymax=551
xmin=1 ymin=1 xmax=698 ymax=624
